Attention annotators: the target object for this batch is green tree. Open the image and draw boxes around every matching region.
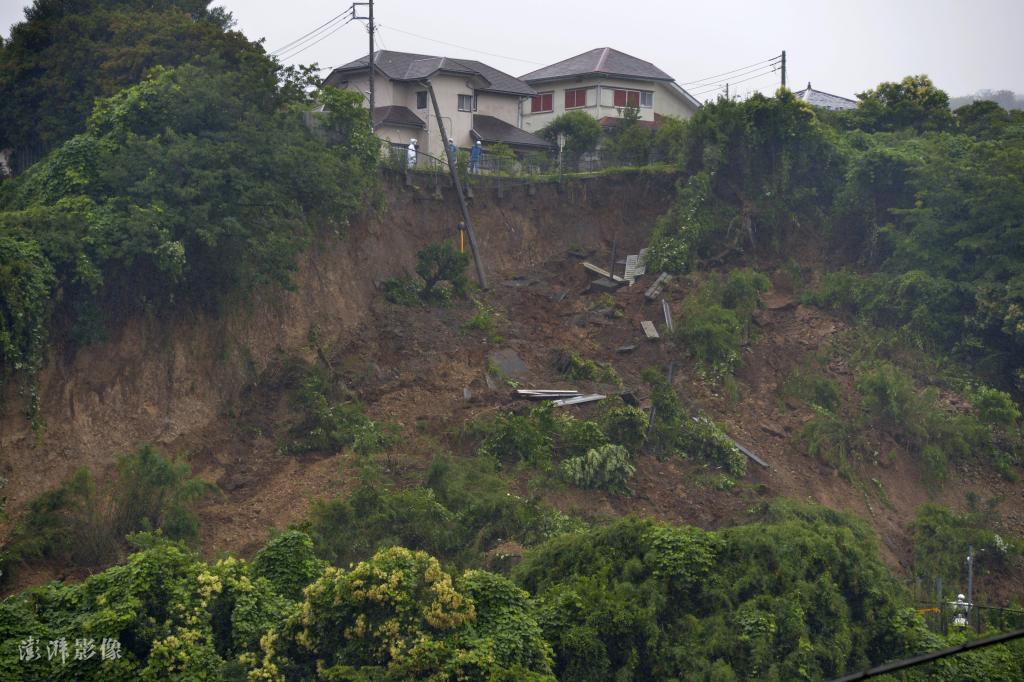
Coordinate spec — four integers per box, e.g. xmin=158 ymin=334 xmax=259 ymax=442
xmin=540 ymin=111 xmax=602 ymax=167
xmin=648 ymin=90 xmax=844 ymax=272
xmin=0 ymin=0 xmax=257 ymax=158
xmin=851 ymin=75 xmax=954 ymax=133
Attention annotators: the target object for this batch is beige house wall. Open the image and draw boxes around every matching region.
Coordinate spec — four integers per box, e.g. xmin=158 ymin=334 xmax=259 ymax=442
xmin=475 ymin=93 xmax=522 ymax=128
xmin=330 ymin=71 xmax=527 ymax=161
xmin=520 ymin=77 xmax=697 ymax=133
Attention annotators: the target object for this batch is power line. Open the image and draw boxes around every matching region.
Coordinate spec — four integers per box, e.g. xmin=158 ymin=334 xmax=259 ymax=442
xmin=679 ymin=55 xmax=780 ymax=87
xmin=270 ymin=9 xmax=353 ymax=56
xmin=378 ymin=24 xmax=546 ymax=65
xmin=279 ymin=16 xmax=356 ymax=62
xmin=687 ymin=65 xmax=780 ymax=96
xmin=689 ymin=65 xmax=779 ymax=97
xmin=684 ymin=61 xmax=781 ymax=92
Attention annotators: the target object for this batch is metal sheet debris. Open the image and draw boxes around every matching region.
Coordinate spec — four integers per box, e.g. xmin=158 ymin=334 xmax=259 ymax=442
xmin=662 ymin=299 xmax=674 ymax=333
xmin=616 ymin=344 xmax=637 ymax=354
xmin=635 ymin=248 xmax=648 ymax=276
xmin=624 ymin=254 xmax=640 ymax=283
xmin=641 ymin=320 xmax=660 ymax=339
xmin=551 ymin=394 xmax=607 ymax=407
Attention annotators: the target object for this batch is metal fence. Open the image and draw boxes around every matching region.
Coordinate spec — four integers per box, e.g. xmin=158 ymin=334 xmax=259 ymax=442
xmin=380 ymin=143 xmax=673 ymax=192
xmin=918 ymin=601 xmax=1024 ymax=635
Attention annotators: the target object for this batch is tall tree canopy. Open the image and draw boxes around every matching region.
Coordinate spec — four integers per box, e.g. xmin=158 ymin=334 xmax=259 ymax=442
xmin=0 ymin=0 xmax=254 ymax=159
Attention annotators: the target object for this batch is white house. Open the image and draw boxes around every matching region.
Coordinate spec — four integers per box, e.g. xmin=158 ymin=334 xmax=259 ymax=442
xmin=323 ymin=50 xmax=552 ymax=161
xmin=518 ymin=47 xmax=701 ymax=133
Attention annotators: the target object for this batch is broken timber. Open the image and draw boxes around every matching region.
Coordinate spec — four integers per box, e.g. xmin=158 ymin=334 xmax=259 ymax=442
xmin=514 ymin=389 xmax=581 ymax=400
xmin=551 ymin=394 xmax=606 ymax=407
xmin=583 ymin=262 xmax=626 ymax=283
xmin=641 ymin=320 xmax=660 ymax=339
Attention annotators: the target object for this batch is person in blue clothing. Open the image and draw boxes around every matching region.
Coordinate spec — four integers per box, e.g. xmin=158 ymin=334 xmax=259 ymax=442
xmin=447 ymin=138 xmax=457 ymax=161
xmin=469 ymin=140 xmax=482 ymax=173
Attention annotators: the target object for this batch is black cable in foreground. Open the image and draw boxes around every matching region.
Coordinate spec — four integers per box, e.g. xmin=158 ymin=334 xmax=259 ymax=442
xmin=829 ymin=627 xmax=1024 ymax=681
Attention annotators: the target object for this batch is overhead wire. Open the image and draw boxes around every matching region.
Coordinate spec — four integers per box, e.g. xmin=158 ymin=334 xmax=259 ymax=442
xmin=278 ymin=15 xmax=356 ymax=62
xmin=377 ymin=24 xmax=546 ymax=65
xmin=679 ymin=55 xmax=781 ymax=87
xmin=688 ymin=65 xmax=779 ymax=97
xmin=683 ymin=61 xmax=781 ymax=92
xmin=270 ymin=8 xmax=353 ymax=56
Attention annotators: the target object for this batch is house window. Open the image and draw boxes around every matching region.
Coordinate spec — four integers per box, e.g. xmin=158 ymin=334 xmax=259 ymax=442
xmin=565 ymin=88 xmax=588 ymax=109
xmin=530 ymin=91 xmax=553 ymax=113
xmin=612 ymin=89 xmax=653 ymax=108
xmin=458 ymin=94 xmax=475 ymax=112
xmin=416 ymin=91 xmax=427 ymax=109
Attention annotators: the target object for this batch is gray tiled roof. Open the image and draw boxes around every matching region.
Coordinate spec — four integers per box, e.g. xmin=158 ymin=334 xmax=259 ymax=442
xmin=471 ymin=115 xmax=553 ymax=149
xmin=326 ymin=51 xmax=535 ymax=96
xmin=372 ymin=105 xmax=425 ymax=129
xmin=520 ymin=48 xmax=674 ymax=84
xmin=795 ymin=83 xmax=858 ymax=111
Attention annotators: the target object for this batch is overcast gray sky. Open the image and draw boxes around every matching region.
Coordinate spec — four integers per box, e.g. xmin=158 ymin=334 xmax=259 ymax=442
xmin=3 ymin=0 xmax=1023 ymax=101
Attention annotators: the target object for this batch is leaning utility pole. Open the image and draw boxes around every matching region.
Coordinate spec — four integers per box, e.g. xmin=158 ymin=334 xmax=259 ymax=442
xmin=354 ymin=1 xmax=375 ymax=116
xmin=422 ymin=80 xmax=488 ymax=288
xmin=780 ymin=50 xmax=786 ymax=89
xmin=368 ymin=0 xmax=374 ymax=114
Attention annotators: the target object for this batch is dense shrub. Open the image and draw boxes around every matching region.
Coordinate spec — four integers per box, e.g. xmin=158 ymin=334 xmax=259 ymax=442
xmin=599 ymin=405 xmax=649 ymax=451
xmin=250 ymin=530 xmax=325 ymax=601
xmin=305 ymin=456 xmax=585 ymax=570
xmin=249 ymin=547 xmax=555 ymax=680
xmin=642 ymin=367 xmax=687 ymax=456
xmin=560 ymin=444 xmax=635 ymax=496
xmin=679 ymin=416 xmax=747 ymax=477
xmin=513 ymin=504 xmax=916 ymax=681
xmin=0 ymin=446 xmax=214 ymax=585
xmin=556 ymin=349 xmax=621 ymax=385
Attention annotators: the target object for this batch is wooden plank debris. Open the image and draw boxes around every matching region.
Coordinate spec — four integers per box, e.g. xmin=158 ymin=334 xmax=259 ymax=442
xmin=583 ymin=262 xmax=625 ymax=283
xmin=641 ymin=320 xmax=660 ymax=339
xmin=662 ymin=299 xmax=674 ymax=333
xmin=515 ymin=389 xmax=581 ymax=400
xmin=733 ymin=441 xmax=770 ymax=468
xmin=645 ymin=273 xmax=672 ymax=300
xmin=552 ymin=394 xmax=606 ymax=407
xmin=615 ymin=344 xmax=637 ymax=354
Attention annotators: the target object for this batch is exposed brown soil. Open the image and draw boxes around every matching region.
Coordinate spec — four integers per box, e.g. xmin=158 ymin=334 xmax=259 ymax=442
xmin=2 ymin=172 xmax=1022 ymax=602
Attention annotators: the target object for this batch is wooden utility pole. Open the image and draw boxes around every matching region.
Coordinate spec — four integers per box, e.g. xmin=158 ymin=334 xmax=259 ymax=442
xmin=423 ymin=80 xmax=488 ymax=288
xmin=354 ymin=1 xmax=375 ymax=116
xmin=780 ymin=50 xmax=786 ymax=88
xmin=368 ymin=0 xmax=376 ymax=114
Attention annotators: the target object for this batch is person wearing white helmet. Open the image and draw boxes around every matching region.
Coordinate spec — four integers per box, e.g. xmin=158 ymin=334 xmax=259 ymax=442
xmin=470 ymin=140 xmax=482 ymax=174
xmin=407 ymin=138 xmax=417 ymax=169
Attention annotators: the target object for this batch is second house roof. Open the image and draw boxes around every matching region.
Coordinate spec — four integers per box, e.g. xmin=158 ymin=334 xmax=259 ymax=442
xmin=520 ymin=47 xmax=675 ymax=84
xmin=327 ymin=50 xmax=536 ymax=97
